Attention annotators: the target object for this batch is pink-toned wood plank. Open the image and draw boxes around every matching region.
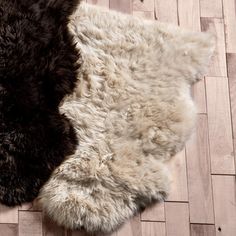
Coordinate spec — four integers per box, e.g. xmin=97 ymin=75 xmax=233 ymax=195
xmin=141 ymin=222 xmax=166 ymax=236
xmin=133 ymin=0 xmax=154 ymax=12
xmin=154 ymin=0 xmax=178 ymax=24
xmin=0 ymin=224 xmax=18 ymax=236
xmin=110 ymin=0 xmax=132 ymax=14
xmin=141 ymin=202 xmax=165 ymax=221
xmin=185 ymin=114 xmax=214 ymax=224
xmin=132 ymin=11 xmax=155 ymax=20
xmin=19 ymin=211 xmax=43 ymax=236
xmin=43 ymin=215 xmax=66 ymax=236
xmin=212 ymin=175 xmax=236 ymax=236
xmin=86 ymin=0 xmax=109 ymax=7
xmin=227 ymin=53 xmax=236 ymax=142
xmin=234 ymin=140 xmax=236 ymax=174
xmin=201 ymin=18 xmax=227 ymax=77
xmin=222 ymin=0 xmax=236 ymax=53
xmin=191 ymin=224 xmax=216 ymax=236
xmin=205 ymin=77 xmax=235 ymax=174
xmin=116 ymin=215 xmax=142 ymax=236
xmin=0 ymin=205 xmax=18 ymax=224
xmin=167 ymin=150 xmax=188 ymax=202
xmin=178 ymin=0 xmax=201 ymax=31
xmin=200 ymin=0 xmax=223 ymax=17
xmin=192 ymin=78 xmax=207 ymax=114
xmin=165 ymin=202 xmax=190 ymax=236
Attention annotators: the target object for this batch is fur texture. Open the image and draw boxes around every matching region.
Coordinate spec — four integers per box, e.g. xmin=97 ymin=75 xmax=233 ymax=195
xmin=38 ymin=3 xmax=215 ymax=233
xmin=0 ymin=0 xmax=81 ymax=206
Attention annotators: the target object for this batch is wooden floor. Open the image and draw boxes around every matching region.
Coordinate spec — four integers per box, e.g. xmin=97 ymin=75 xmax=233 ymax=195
xmin=1 ymin=0 xmax=236 ymax=235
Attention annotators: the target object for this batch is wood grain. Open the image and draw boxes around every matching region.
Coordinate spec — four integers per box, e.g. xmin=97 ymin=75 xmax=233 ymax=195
xmin=200 ymin=0 xmax=223 ymax=17
xmin=0 ymin=205 xmax=18 ymax=224
xmin=178 ymin=0 xmax=201 ymax=31
xmin=154 ymin=0 xmax=178 ymax=24
xmin=222 ymin=0 xmax=236 ymax=53
xmin=133 ymin=0 xmax=154 ymax=12
xmin=227 ymin=53 xmax=236 ymax=142
xmin=110 ymin=0 xmax=132 ymax=13
xmin=141 ymin=222 xmax=166 ymax=236
xmin=141 ymin=202 xmax=165 ymax=221
xmin=212 ymin=175 xmax=236 ymax=236
xmin=185 ymin=115 xmax=214 ymax=224
xmin=205 ymin=77 xmax=235 ymax=174
xmin=165 ymin=202 xmax=190 ymax=236
xmin=191 ymin=224 xmax=216 ymax=236
xmin=167 ymin=150 xmax=188 ymax=202
xmin=0 ymin=224 xmax=18 ymax=236
xmin=19 ymin=211 xmax=43 ymax=236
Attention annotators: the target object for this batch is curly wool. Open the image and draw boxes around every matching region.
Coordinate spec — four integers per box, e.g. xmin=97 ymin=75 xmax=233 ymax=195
xmin=38 ymin=3 xmax=215 ymax=233
xmin=0 ymin=0 xmax=81 ymax=206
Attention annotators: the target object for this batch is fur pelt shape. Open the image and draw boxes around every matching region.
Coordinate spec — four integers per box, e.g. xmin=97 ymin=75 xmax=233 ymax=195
xmin=0 ymin=0 xmax=81 ymax=206
xmin=38 ymin=2 xmax=215 ymax=234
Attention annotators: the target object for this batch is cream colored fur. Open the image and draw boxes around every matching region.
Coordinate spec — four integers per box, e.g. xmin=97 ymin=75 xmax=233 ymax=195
xmin=38 ymin=2 xmax=215 ymax=233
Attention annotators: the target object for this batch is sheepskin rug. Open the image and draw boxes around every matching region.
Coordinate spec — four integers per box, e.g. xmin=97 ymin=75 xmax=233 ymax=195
xmin=0 ymin=0 xmax=81 ymax=206
xmin=38 ymin=2 xmax=215 ymax=233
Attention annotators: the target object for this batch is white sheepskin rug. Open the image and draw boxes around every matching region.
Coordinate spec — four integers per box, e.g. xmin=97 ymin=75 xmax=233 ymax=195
xmin=38 ymin=2 xmax=215 ymax=233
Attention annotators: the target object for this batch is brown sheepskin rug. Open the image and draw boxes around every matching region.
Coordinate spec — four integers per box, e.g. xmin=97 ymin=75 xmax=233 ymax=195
xmin=38 ymin=2 xmax=215 ymax=233
xmin=0 ymin=0 xmax=81 ymax=206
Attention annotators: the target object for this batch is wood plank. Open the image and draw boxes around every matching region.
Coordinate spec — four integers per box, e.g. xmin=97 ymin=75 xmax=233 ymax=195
xmin=0 ymin=224 xmax=18 ymax=236
xmin=116 ymin=215 xmax=142 ymax=236
xmin=19 ymin=211 xmax=43 ymax=236
xmin=167 ymin=150 xmax=188 ymax=202
xmin=154 ymin=0 xmax=178 ymax=24
xmin=133 ymin=0 xmax=154 ymax=12
xmin=110 ymin=0 xmax=132 ymax=13
xmin=185 ymin=114 xmax=214 ymax=224
xmin=205 ymin=77 xmax=235 ymax=174
xmin=141 ymin=202 xmax=165 ymax=221
xmin=212 ymin=175 xmax=236 ymax=236
xmin=178 ymin=0 xmax=201 ymax=31
xmin=222 ymin=0 xmax=236 ymax=53
xmin=191 ymin=224 xmax=216 ymax=236
xmin=227 ymin=53 xmax=236 ymax=138
xmin=165 ymin=202 xmax=190 ymax=236
xmin=201 ymin=18 xmax=227 ymax=77
xmin=43 ymin=215 xmax=66 ymax=236
xmin=200 ymin=0 xmax=223 ymax=17
xmin=0 ymin=205 xmax=18 ymax=224
xmin=234 ymin=140 xmax=236 ymax=174
xmin=86 ymin=0 xmax=109 ymax=7
xmin=141 ymin=222 xmax=166 ymax=236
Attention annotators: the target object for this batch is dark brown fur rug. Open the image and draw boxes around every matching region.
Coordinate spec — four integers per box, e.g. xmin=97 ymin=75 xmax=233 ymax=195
xmin=0 ymin=0 xmax=81 ymax=206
